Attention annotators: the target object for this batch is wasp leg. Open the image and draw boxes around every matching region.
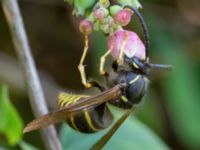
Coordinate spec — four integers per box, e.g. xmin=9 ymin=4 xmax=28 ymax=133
xmin=112 ymin=60 xmax=119 ymax=72
xmin=78 ymin=34 xmax=93 ymax=88
xmin=99 ymin=36 xmax=115 ymax=75
xmin=100 ymin=50 xmax=111 ymax=75
xmin=116 ymin=31 xmax=129 ymax=65
xmin=91 ymin=107 xmax=135 ymax=150
xmin=87 ymin=80 xmax=106 ymax=91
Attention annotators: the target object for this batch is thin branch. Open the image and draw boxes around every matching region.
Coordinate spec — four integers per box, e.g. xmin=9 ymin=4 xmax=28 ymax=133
xmin=1 ymin=0 xmax=62 ymax=150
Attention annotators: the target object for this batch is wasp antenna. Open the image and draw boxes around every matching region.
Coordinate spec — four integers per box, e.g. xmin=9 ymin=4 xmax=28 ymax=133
xmin=148 ymin=63 xmax=174 ymax=70
xmin=124 ymin=5 xmax=150 ymax=58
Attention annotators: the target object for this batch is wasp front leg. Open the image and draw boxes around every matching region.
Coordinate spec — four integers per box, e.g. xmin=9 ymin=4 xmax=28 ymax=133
xmin=100 ymin=50 xmax=111 ymax=75
xmin=100 ymin=31 xmax=129 ymax=74
xmin=99 ymin=36 xmax=115 ymax=76
xmin=116 ymin=31 xmax=129 ymax=65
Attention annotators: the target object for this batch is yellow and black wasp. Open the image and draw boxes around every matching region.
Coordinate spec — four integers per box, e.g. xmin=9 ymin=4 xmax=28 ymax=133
xmin=23 ymin=6 xmax=173 ymax=149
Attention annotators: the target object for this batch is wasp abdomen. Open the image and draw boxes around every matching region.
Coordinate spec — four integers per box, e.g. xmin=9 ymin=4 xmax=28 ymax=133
xmin=58 ymin=93 xmax=113 ymax=133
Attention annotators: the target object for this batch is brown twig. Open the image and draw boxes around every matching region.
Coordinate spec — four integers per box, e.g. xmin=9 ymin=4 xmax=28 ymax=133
xmin=1 ymin=0 xmax=62 ymax=149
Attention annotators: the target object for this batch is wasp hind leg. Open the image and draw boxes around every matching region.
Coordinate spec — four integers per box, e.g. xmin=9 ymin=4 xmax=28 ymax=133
xmin=87 ymin=80 xmax=106 ymax=91
xmin=78 ymin=34 xmax=106 ymax=91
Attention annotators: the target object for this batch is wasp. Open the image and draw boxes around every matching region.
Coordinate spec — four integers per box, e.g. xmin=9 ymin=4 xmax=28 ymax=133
xmin=23 ymin=6 xmax=173 ymax=149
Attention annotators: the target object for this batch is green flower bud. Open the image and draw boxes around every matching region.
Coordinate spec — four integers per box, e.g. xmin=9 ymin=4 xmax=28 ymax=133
xmin=110 ymin=5 xmax=123 ymax=16
xmin=100 ymin=0 xmax=110 ymax=8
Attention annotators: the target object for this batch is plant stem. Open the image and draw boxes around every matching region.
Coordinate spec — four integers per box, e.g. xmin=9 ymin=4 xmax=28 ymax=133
xmin=1 ymin=0 xmax=62 ymax=149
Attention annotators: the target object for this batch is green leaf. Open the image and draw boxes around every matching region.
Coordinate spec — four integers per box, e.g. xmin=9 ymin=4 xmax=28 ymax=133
xmin=0 ymin=85 xmax=23 ymax=145
xmin=164 ymin=51 xmax=200 ymax=149
xmin=147 ymin=15 xmax=200 ymax=150
xmin=117 ymin=0 xmax=142 ymax=8
xmin=60 ymin=106 xmax=169 ymax=150
xmin=110 ymin=5 xmax=123 ymax=16
xmin=65 ymin=0 xmax=97 ymax=16
xmin=74 ymin=0 xmax=96 ymax=16
xmin=19 ymin=141 xmax=39 ymax=150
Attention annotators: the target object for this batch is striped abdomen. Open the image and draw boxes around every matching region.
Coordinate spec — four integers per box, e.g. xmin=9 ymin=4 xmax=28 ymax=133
xmin=58 ymin=93 xmax=113 ymax=133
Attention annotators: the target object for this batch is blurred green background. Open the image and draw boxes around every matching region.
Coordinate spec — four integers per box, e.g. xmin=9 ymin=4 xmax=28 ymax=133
xmin=0 ymin=0 xmax=200 ymax=149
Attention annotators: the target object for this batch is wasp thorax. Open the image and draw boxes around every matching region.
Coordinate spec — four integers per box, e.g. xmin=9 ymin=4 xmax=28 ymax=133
xmin=108 ymin=30 xmax=146 ymax=60
xmin=107 ymin=70 xmax=147 ymax=109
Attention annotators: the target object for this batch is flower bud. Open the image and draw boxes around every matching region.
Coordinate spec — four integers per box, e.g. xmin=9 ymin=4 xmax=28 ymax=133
xmin=79 ymin=19 xmax=92 ymax=34
xmin=93 ymin=7 xmax=108 ymax=20
xmin=114 ymin=9 xmax=133 ymax=26
xmin=110 ymin=5 xmax=123 ymax=16
xmin=108 ymin=30 xmax=146 ymax=60
xmin=100 ymin=0 xmax=110 ymax=8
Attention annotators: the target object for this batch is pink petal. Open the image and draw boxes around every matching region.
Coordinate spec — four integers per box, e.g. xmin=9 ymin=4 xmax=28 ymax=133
xmin=108 ymin=30 xmax=146 ymax=60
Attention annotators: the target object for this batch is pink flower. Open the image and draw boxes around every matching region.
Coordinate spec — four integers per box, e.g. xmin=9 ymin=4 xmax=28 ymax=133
xmin=79 ymin=19 xmax=92 ymax=34
xmin=108 ymin=30 xmax=146 ymax=60
xmin=114 ymin=9 xmax=133 ymax=26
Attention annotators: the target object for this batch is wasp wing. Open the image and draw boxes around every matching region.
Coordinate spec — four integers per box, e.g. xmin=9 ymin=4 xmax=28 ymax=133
xmin=23 ymin=107 xmax=76 ymax=133
xmin=65 ymin=85 xmax=121 ymax=112
xmin=23 ymin=85 xmax=122 ymax=133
